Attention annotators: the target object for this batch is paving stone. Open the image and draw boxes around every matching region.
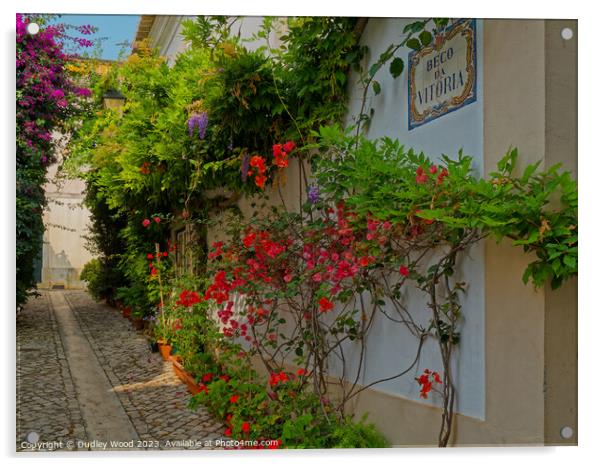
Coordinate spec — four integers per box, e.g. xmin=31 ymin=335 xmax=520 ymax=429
xmin=17 ymin=291 xmax=224 ymax=452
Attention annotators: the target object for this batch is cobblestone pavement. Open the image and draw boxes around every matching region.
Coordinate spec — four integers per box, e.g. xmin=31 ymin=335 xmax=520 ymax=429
xmin=17 ymin=290 xmax=224 ymax=451
xmin=16 ymin=291 xmax=87 ymax=451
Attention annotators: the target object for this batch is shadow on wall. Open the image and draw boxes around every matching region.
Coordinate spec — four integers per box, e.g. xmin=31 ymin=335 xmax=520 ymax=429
xmin=38 ymin=242 xmax=86 ymax=290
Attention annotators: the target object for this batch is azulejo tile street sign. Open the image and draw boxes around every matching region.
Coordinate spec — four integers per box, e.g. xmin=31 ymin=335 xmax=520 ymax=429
xmin=408 ymin=19 xmax=477 ymax=130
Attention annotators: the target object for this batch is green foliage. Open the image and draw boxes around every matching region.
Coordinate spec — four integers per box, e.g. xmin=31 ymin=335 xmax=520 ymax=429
xmin=313 ymin=126 xmax=578 ymax=289
xmin=328 ymin=415 xmax=389 ymax=448
xmin=187 ymin=338 xmax=387 ymax=448
xmin=67 ymin=16 xmax=366 ymax=311
xmin=80 ymin=258 xmax=123 ymax=303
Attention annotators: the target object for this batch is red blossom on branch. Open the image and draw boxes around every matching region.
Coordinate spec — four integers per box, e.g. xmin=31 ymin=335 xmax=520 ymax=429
xmin=417 ymin=369 xmax=442 ymax=399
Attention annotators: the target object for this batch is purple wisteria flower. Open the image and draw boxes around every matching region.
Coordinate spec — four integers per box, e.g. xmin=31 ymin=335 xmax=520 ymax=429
xmin=308 ymin=185 xmax=320 ymax=204
xmin=187 ymin=112 xmax=209 ymax=140
xmin=241 ymin=152 xmax=250 ymax=182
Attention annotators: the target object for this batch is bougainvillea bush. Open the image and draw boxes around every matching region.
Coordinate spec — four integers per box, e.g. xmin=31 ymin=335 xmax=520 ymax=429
xmin=16 ymin=14 xmax=95 ymax=306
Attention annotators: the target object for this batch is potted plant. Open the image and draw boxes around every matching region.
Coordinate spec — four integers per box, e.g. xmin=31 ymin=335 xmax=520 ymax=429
xmin=157 ymin=339 xmax=172 ymax=360
xmin=153 ymin=314 xmax=173 ymax=361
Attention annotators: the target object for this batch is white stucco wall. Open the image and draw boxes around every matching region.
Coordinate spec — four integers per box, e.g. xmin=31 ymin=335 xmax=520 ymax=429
xmin=40 ymin=155 xmax=94 ymax=289
xmin=338 ymin=18 xmax=485 ymax=419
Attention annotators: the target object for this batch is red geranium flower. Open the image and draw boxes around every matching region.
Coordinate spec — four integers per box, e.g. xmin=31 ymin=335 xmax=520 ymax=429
xmin=229 ymin=394 xmax=239 ymax=404
xmin=242 ymin=422 xmax=250 ymax=433
xmin=399 ymin=265 xmax=410 ymax=277
xmin=142 ymin=219 xmax=151 ymax=227
xmin=153 ymin=216 xmax=161 ymax=224
xmin=147 ymin=253 xmax=154 ymax=260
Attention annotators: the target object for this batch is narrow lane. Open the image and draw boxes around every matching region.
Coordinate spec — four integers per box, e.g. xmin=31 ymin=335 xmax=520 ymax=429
xmin=50 ymin=291 xmax=139 ymax=449
xmin=16 ymin=291 xmax=87 ymax=451
xmin=17 ymin=290 xmax=224 ymax=452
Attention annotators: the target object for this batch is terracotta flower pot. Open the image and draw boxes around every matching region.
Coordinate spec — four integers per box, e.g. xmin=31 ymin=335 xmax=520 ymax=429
xmin=157 ymin=340 xmax=172 ymax=361
xmin=170 ymin=354 xmax=183 ymax=364
xmin=172 ymin=360 xmax=200 ymax=395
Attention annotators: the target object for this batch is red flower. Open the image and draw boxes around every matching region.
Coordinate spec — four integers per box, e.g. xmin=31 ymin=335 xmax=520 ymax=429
xmin=270 ymin=371 xmax=289 ymax=387
xmin=242 ymin=422 xmax=250 ymax=433
xmin=202 ymin=373 xmax=213 ymax=383
xmin=243 ymin=232 xmax=256 ymax=248
xmin=139 ymin=162 xmax=151 ymax=174
xmin=176 ymin=290 xmax=201 ymax=307
xmin=153 ymin=216 xmax=161 ymax=224
xmin=229 ymin=394 xmax=239 ymax=404
xmin=436 ymin=168 xmax=449 ymax=185
xmin=147 ymin=253 xmax=154 ymax=260
xmin=416 ymin=174 xmax=428 ymax=184
xmin=429 ymin=165 xmax=438 ymax=174
xmin=142 ymin=219 xmax=151 ymax=227
xmin=318 ymin=297 xmax=334 ymax=313
xmin=283 ymin=140 xmax=296 ymax=153
xmin=399 ymin=265 xmax=410 ymax=277
xmin=417 ymin=368 xmax=442 ymax=399
xmin=272 ymin=143 xmax=283 ymax=158
xmin=359 ymin=256 xmax=375 ymax=267
xmin=150 ymin=268 xmax=157 ymax=276
xmin=254 ymin=173 xmax=267 ymax=189
xmin=249 ymin=155 xmax=266 ymax=172
xmin=273 ymin=153 xmax=288 ymax=168
xmin=162 ymin=251 xmax=168 ymax=257
xmin=224 ymin=427 xmax=232 ymax=437
xmin=296 ymin=368 xmax=307 ymax=376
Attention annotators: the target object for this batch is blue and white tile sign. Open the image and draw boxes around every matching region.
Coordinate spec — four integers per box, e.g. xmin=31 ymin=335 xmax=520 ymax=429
xmin=408 ymin=19 xmax=477 ymax=130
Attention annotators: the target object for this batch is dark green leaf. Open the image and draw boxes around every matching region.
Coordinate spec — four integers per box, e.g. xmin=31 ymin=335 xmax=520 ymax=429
xmin=407 ymin=38 xmax=421 ymax=51
xmin=389 ymin=57 xmax=405 ymax=78
xmin=419 ymin=31 xmax=433 ymax=47
xmin=372 ymin=81 xmax=381 ymax=95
